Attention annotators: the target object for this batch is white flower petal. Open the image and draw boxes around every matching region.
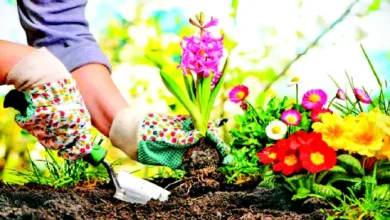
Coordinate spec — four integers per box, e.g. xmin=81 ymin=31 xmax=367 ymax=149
xmin=265 ymin=120 xmax=288 ymax=140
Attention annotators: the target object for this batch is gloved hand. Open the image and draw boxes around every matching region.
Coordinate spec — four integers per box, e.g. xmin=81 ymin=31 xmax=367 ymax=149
xmin=3 ymin=47 xmax=104 ymax=163
xmin=109 ymin=108 xmax=232 ymax=169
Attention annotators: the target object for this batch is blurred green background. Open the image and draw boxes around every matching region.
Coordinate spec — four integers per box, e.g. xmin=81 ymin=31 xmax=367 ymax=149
xmin=0 ymin=0 xmax=390 ymax=182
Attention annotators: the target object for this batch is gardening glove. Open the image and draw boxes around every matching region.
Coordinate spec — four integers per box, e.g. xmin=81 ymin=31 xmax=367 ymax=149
xmin=3 ymin=47 xmax=103 ymax=163
xmin=109 ymin=108 xmax=232 ymax=169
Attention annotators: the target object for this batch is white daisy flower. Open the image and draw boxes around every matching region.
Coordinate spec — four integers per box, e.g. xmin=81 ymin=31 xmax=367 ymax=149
xmin=265 ymin=119 xmax=288 ymax=140
xmin=287 ymin=76 xmax=301 ymax=87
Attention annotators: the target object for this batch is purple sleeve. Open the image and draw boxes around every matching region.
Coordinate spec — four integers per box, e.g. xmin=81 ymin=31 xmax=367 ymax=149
xmin=16 ymin=0 xmax=112 ymax=73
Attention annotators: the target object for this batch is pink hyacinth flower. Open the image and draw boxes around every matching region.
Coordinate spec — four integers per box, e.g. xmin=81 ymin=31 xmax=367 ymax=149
xmin=177 ymin=18 xmax=224 ymax=87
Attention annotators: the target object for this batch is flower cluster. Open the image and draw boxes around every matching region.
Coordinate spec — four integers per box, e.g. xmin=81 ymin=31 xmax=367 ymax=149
xmin=313 ymin=108 xmax=390 ymax=159
xmin=257 ymin=131 xmax=337 ymax=175
xmin=178 ymin=17 xmax=224 ymax=86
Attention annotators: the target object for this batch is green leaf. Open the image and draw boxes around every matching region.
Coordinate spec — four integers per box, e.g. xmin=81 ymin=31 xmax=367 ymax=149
xmin=200 ymin=73 xmax=213 ymax=121
xmin=312 ymin=183 xmax=342 ymax=199
xmin=350 ymin=180 xmax=363 ymax=193
xmin=183 ymin=73 xmax=196 ymax=103
xmin=360 ymin=44 xmax=384 ymax=100
xmin=373 ymin=184 xmax=390 ymax=200
xmin=292 ymin=187 xmax=312 ymax=200
xmin=377 ymin=168 xmax=390 ymax=179
xmin=366 ymin=0 xmax=381 ymax=14
xmin=327 ymin=173 xmax=362 ymax=184
xmin=205 ymin=58 xmax=229 ymax=121
xmin=337 ymin=154 xmax=364 ymax=176
xmin=160 ymin=71 xmax=205 ymax=134
xmin=329 ymin=165 xmax=347 ymax=173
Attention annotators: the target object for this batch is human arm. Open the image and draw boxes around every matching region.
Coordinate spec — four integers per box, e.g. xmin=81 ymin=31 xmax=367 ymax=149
xmin=16 ymin=0 xmax=128 ymax=136
xmin=0 ymin=40 xmax=102 ymax=162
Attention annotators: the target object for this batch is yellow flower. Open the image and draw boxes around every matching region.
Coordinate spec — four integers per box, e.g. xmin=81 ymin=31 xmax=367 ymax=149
xmin=376 ymin=114 xmax=390 ymax=136
xmin=312 ymin=113 xmax=353 ymax=151
xmin=376 ymin=135 xmax=390 ymax=160
xmin=348 ymin=116 xmax=384 ymax=157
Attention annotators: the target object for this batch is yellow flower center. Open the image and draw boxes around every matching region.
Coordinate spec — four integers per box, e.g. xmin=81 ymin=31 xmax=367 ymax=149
xmin=271 ymin=126 xmax=281 ymax=134
xmin=236 ymin=91 xmax=246 ymax=100
xmin=310 ymin=152 xmax=325 ymax=165
xmin=308 ymin=94 xmax=320 ymax=103
xmin=267 ymin=152 xmax=276 ymax=159
xmin=325 ymin=125 xmax=343 ymax=139
xmin=284 ymin=154 xmax=297 ymax=166
xmin=286 ymin=115 xmax=297 ymax=124
xmin=291 ymin=76 xmax=300 ymax=83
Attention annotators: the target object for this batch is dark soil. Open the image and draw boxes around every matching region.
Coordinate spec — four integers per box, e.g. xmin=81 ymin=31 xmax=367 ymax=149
xmin=0 ymin=178 xmax=330 ymax=219
xmin=182 ymin=137 xmax=221 ymax=172
xmin=0 ymin=138 xmax=330 ymax=219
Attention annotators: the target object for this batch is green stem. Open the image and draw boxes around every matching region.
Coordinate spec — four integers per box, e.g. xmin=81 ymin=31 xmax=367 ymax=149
xmin=196 ymin=76 xmax=202 ymax=110
xmin=357 ymin=100 xmax=364 ymax=112
xmin=327 ymin=97 xmax=336 ymax=109
xmin=312 ymin=173 xmax=316 ymax=190
xmin=316 ymin=171 xmax=328 ymax=184
xmin=295 ymin=84 xmax=299 ymax=110
xmin=246 ymin=100 xmax=261 ymax=122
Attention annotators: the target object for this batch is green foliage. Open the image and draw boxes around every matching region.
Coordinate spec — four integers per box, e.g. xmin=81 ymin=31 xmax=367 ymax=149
xmin=9 ymin=148 xmax=109 ymax=188
xmin=230 ymin=96 xmax=290 ymax=149
xmin=219 ymin=147 xmax=262 ymax=184
xmin=326 ymin=163 xmax=390 ymax=219
xmin=147 ymin=166 xmax=186 ymax=181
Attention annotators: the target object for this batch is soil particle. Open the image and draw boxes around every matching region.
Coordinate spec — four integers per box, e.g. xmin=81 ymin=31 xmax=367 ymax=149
xmin=0 ymin=181 xmax=329 ymax=219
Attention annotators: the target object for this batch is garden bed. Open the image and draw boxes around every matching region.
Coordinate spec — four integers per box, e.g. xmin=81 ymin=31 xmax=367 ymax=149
xmin=0 ymin=180 xmax=329 ymax=219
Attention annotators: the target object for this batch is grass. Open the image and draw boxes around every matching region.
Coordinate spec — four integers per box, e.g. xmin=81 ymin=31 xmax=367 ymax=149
xmin=326 ymin=163 xmax=390 ymax=220
xmin=8 ymin=138 xmax=112 ymax=188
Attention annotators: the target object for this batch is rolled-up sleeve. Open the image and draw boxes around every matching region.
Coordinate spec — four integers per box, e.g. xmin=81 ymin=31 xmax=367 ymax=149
xmin=16 ymin=0 xmax=112 ymax=73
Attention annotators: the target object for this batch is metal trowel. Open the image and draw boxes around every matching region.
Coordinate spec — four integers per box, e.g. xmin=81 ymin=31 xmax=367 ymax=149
xmin=83 ymin=144 xmax=171 ymax=204
xmin=3 ymin=89 xmax=170 ymax=204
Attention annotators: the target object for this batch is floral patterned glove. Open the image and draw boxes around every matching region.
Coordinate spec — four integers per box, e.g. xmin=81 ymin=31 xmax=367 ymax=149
xmin=137 ymin=113 xmax=231 ymax=169
xmin=4 ymin=48 xmax=95 ymax=161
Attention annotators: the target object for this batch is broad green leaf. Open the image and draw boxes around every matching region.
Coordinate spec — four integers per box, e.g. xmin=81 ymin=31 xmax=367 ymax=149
xmin=205 ymin=58 xmax=229 ymax=121
xmin=329 ymin=165 xmax=347 ymax=173
xmin=200 ymin=73 xmax=213 ymax=120
xmin=312 ymin=183 xmax=342 ymax=199
xmin=377 ymin=168 xmax=390 ymax=179
xmin=327 ymin=173 xmax=362 ymax=184
xmin=337 ymin=154 xmax=364 ymax=176
xmin=160 ymin=71 xmax=206 ymax=134
xmin=292 ymin=187 xmax=311 ymax=200
xmin=373 ymin=184 xmax=390 ymax=200
xmin=183 ymin=73 xmax=196 ymax=103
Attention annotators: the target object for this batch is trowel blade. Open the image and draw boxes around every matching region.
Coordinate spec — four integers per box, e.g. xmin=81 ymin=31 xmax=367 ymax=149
xmin=115 ymin=170 xmax=171 ymax=204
